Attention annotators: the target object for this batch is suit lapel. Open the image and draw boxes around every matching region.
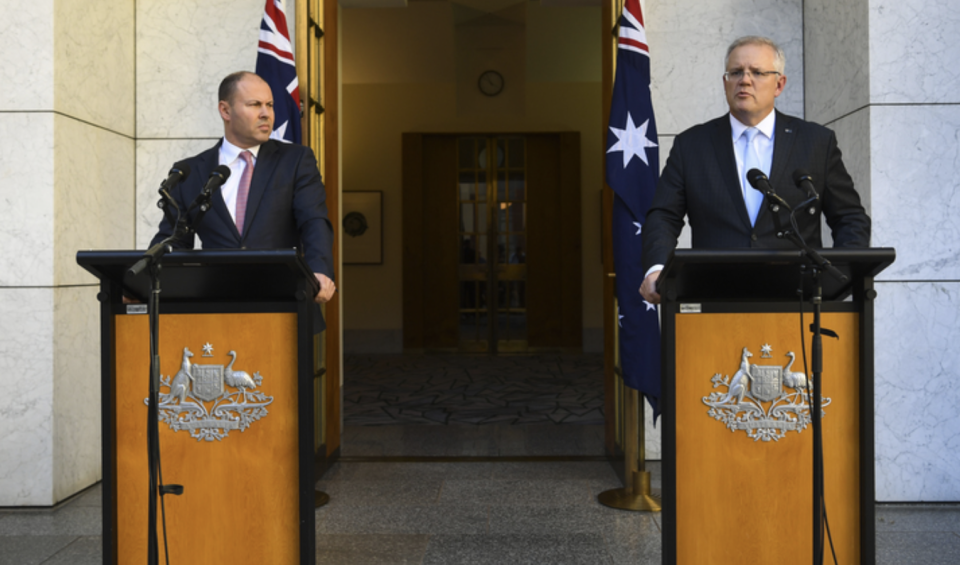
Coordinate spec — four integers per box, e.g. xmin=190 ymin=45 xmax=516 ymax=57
xmin=769 ymin=110 xmax=797 ymax=190
xmin=240 ymin=140 xmax=279 ymax=242
xmin=712 ymin=117 xmax=752 ymax=228
xmin=204 ymin=141 xmax=242 ymax=241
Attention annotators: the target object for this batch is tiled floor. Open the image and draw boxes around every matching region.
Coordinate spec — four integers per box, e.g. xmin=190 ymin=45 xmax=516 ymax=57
xmin=4 ymin=470 xmax=960 ymax=564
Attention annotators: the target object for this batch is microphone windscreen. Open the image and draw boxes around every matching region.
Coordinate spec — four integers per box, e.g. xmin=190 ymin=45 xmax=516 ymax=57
xmin=171 ymin=161 xmax=191 ymax=181
xmin=212 ymin=164 xmax=231 ymax=181
xmin=746 ymin=168 xmax=768 ymax=189
xmin=792 ymin=168 xmax=813 ymax=184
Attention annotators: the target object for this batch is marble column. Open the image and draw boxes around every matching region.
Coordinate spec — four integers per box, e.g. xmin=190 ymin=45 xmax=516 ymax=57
xmin=806 ymin=0 xmax=960 ymax=501
xmin=0 ymin=0 xmax=134 ymax=505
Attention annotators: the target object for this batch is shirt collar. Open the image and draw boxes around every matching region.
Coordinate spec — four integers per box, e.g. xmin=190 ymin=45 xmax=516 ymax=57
xmin=729 ymin=110 xmax=776 ymax=141
xmin=219 ymin=137 xmax=261 ymax=164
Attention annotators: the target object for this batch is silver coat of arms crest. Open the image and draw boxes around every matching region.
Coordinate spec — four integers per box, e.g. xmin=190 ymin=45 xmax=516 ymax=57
xmin=701 ymin=346 xmax=831 ymax=442
xmin=145 ymin=346 xmax=274 ymax=442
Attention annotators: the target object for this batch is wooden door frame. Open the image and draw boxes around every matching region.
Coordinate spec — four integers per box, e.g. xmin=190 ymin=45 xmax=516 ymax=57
xmin=297 ymin=0 xmax=341 ymax=474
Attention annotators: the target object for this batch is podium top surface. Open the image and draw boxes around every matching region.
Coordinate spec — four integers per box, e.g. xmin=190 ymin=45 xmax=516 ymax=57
xmin=77 ymin=249 xmax=320 ymax=303
xmin=658 ymin=248 xmax=895 ymax=302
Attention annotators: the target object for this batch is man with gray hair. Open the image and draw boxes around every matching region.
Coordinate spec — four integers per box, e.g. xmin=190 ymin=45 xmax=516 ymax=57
xmin=639 ymin=36 xmax=870 ymax=303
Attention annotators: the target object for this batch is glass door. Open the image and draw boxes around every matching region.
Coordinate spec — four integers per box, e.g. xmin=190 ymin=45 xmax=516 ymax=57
xmin=457 ymin=136 xmax=527 ymax=353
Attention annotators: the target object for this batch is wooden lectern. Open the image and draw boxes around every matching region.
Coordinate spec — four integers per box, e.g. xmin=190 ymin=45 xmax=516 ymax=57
xmin=657 ymin=248 xmax=894 ymax=565
xmin=78 ymin=249 xmax=322 ymax=565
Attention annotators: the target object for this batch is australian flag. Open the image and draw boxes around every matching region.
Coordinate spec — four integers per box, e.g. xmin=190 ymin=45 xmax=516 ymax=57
xmin=256 ymin=0 xmax=302 ymax=144
xmin=605 ymin=0 xmax=661 ymax=419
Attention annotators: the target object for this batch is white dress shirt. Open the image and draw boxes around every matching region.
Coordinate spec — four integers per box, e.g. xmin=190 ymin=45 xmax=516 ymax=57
xmin=218 ymin=138 xmax=261 ymax=224
xmin=729 ymin=111 xmax=776 ymax=195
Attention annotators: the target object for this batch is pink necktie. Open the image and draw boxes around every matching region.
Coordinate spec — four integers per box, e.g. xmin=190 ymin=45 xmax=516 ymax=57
xmin=235 ymin=150 xmax=254 ymax=234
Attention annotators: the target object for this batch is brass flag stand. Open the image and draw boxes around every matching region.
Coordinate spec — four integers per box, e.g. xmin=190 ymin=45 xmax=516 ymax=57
xmin=598 ymin=295 xmax=661 ymax=512
xmin=598 ymin=387 xmax=661 ymax=511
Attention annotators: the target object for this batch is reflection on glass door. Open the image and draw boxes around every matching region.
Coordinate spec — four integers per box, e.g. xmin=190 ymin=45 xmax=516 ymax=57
xmin=458 ymin=136 xmax=527 ymax=353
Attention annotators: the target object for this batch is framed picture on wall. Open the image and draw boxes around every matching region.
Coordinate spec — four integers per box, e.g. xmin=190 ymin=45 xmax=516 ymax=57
xmin=342 ymin=191 xmax=383 ymax=265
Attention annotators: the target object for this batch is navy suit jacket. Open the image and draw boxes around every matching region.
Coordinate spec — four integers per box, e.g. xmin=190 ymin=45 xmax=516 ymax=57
xmin=642 ymin=111 xmax=871 ymax=273
xmin=151 ymin=139 xmax=334 ymax=328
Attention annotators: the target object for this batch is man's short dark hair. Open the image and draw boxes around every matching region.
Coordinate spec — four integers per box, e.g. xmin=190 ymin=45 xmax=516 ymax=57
xmin=218 ymin=71 xmax=258 ymax=104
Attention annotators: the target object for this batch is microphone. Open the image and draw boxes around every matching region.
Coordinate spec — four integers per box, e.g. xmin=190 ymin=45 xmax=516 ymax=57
xmin=792 ymin=169 xmax=819 ymax=200
xmin=747 ymin=169 xmax=791 ymax=210
xmin=158 ymin=162 xmax=191 ymax=194
xmin=200 ymin=165 xmax=231 ymax=198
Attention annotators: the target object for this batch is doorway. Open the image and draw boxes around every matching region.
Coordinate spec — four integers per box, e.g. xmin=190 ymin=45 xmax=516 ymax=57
xmin=402 ymin=132 xmax=582 ymax=353
xmin=458 ymin=136 xmax=527 ymax=353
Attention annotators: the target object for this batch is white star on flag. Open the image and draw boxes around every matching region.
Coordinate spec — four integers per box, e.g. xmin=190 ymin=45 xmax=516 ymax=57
xmin=607 ymin=112 xmax=658 ymax=169
xmin=270 ymin=120 xmax=291 ymax=143
xmin=634 ymin=222 xmax=642 ymax=235
xmin=618 ymin=308 xmax=624 ymax=327
xmin=643 ymin=300 xmax=656 ymax=311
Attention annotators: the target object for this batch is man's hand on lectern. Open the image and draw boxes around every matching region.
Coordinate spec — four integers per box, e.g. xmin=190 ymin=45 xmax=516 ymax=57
xmin=639 ymin=269 xmax=661 ymax=305
xmin=314 ymin=273 xmax=336 ymax=304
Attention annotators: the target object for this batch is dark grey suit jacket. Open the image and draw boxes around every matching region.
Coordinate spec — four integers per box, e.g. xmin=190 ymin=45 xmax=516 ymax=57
xmin=642 ymin=111 xmax=871 ymax=272
xmin=151 ymin=140 xmax=335 ymax=326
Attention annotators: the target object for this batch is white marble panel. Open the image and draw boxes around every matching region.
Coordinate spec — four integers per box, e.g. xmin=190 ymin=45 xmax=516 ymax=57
xmin=819 ymin=107 xmax=872 ymax=247
xmin=803 ymin=0 xmax=869 ymax=124
xmin=646 ymin=0 xmax=803 ymax=135
xmin=54 ymin=116 xmax=136 ymax=286
xmin=0 ymin=113 xmax=55 ymax=287
xmin=0 ymin=1 xmax=53 ymax=110
xmin=869 ymin=105 xmax=960 ymax=280
xmin=136 ymin=0 xmax=266 ymax=138
xmin=0 ymin=289 xmax=55 ymax=506
xmin=644 ymin=397 xmax=662 ymax=460
xmin=135 ymin=139 xmax=221 ymax=249
xmin=52 ymin=285 xmax=102 ymax=502
xmin=875 ymin=281 xmax=960 ymax=501
xmin=54 ymin=0 xmax=135 ymax=136
xmin=869 ymin=0 xmax=960 ymax=104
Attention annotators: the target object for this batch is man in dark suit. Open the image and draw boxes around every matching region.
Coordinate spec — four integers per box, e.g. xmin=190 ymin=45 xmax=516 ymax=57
xmin=639 ymin=36 xmax=870 ymax=303
xmin=151 ymin=71 xmax=336 ymax=309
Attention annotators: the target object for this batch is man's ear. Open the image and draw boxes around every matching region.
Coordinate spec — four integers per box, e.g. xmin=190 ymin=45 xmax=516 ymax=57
xmin=218 ymin=100 xmax=231 ymax=122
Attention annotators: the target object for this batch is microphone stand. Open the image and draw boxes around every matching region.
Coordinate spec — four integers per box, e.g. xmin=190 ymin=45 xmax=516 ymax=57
xmin=762 ymin=194 xmax=846 ymax=565
xmin=128 ymin=186 xmax=218 ymax=565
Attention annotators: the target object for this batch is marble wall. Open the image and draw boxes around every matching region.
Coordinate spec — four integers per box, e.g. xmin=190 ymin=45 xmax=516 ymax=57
xmin=0 ymin=0 xmax=134 ymax=506
xmin=805 ymin=0 xmax=960 ymax=501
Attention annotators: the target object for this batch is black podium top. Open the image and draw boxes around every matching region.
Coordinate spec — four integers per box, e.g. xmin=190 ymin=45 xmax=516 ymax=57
xmin=77 ymin=249 xmax=320 ymax=303
xmin=658 ymin=248 xmax=895 ymax=302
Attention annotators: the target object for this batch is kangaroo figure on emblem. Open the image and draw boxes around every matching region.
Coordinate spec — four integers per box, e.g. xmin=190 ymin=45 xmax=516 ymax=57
xmin=165 ymin=347 xmax=194 ymax=404
xmin=718 ymin=347 xmax=752 ymax=405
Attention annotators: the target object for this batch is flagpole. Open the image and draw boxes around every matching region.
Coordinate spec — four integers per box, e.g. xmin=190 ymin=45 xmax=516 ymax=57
xmin=598 ymin=295 xmax=660 ymax=512
xmin=599 ymin=389 xmax=662 ymax=512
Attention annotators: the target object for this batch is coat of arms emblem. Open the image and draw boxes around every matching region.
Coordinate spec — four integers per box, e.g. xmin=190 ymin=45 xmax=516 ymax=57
xmin=702 ymin=346 xmax=830 ymax=442
xmin=146 ymin=346 xmax=274 ymax=442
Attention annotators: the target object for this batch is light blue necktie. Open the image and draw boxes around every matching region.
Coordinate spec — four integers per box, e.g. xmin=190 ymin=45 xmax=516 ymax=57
xmin=741 ymin=127 xmax=763 ymax=226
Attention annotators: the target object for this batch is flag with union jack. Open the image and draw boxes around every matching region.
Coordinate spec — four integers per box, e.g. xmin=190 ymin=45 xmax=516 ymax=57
xmin=605 ymin=0 xmax=661 ymax=419
xmin=255 ymin=0 xmax=302 ymax=144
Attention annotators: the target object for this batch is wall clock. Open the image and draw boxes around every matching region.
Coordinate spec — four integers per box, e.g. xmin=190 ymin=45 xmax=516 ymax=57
xmin=478 ymin=70 xmax=504 ymax=97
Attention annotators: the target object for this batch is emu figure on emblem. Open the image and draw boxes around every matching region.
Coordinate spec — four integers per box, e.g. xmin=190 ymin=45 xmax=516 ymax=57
xmin=782 ymin=352 xmax=811 ymax=402
xmin=226 ymin=350 xmax=256 ymax=403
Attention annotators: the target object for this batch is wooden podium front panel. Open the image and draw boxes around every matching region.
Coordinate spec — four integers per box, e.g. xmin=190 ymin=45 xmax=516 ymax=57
xmin=114 ymin=313 xmax=300 ymax=564
xmin=674 ymin=312 xmax=860 ymax=565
